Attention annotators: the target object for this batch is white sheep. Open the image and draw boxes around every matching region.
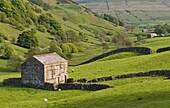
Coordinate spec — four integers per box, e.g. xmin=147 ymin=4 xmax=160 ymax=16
xmin=44 ymin=98 xmax=48 ymax=102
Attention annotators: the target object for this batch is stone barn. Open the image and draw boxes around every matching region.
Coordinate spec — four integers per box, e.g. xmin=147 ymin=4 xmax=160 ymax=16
xmin=21 ymin=53 xmax=68 ymax=87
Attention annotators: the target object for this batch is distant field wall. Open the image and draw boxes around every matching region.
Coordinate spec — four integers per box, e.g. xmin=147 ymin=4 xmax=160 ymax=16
xmin=156 ymin=46 xmax=170 ymax=53
xmin=79 ymin=47 xmax=152 ymax=65
xmin=76 ymin=70 xmax=170 ymax=83
xmin=73 ymin=0 xmax=170 ymax=25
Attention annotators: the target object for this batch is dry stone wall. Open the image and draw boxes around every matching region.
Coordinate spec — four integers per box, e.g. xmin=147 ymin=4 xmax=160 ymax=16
xmin=79 ymin=47 xmax=152 ymax=65
xmin=156 ymin=47 xmax=170 ymax=53
xmin=76 ymin=70 xmax=170 ymax=83
xmin=58 ymin=83 xmax=113 ymax=91
xmin=3 ymin=78 xmax=21 ymax=86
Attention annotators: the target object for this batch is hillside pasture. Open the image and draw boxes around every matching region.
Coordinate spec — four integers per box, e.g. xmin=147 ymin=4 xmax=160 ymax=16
xmin=74 ymin=0 xmax=170 ymax=25
xmin=138 ymin=37 xmax=170 ymax=52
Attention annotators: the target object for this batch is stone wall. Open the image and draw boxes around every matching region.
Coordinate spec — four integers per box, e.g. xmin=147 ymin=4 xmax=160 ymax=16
xmin=22 ymin=82 xmax=56 ymax=91
xmin=79 ymin=47 xmax=152 ymax=65
xmin=58 ymin=83 xmax=113 ymax=91
xmin=22 ymin=57 xmax=44 ymax=86
xmin=76 ymin=70 xmax=170 ymax=83
xmin=2 ymin=78 xmax=113 ymax=91
xmin=156 ymin=47 xmax=170 ymax=53
xmin=3 ymin=78 xmax=21 ymax=86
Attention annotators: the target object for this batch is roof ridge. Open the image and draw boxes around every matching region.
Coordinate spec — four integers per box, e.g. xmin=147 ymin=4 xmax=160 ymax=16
xmin=33 ymin=53 xmax=67 ymax=65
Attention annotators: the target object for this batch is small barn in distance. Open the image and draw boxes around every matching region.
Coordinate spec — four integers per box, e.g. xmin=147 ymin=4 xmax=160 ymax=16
xmin=21 ymin=53 xmax=68 ymax=87
xmin=147 ymin=33 xmax=158 ymax=38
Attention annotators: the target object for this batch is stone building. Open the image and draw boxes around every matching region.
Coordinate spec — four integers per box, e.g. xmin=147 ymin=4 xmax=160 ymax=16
xmin=147 ymin=33 xmax=158 ymax=38
xmin=21 ymin=53 xmax=68 ymax=87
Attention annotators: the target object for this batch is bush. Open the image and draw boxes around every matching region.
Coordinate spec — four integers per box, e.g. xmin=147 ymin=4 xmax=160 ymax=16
xmin=7 ymin=55 xmax=22 ymax=71
xmin=66 ymin=43 xmax=78 ymax=53
xmin=106 ymin=31 xmax=113 ymax=36
xmin=49 ymin=40 xmax=63 ymax=55
xmin=60 ymin=43 xmax=71 ymax=55
xmin=37 ymin=25 xmax=46 ymax=32
xmin=25 ymin=47 xmax=41 ymax=59
xmin=0 ymin=44 xmax=15 ymax=59
xmin=63 ymin=17 xmax=67 ymax=21
xmin=65 ymin=30 xmax=80 ymax=42
xmin=0 ymin=12 xmax=7 ymax=22
xmin=0 ymin=37 xmax=4 ymax=42
xmin=112 ymin=32 xmax=134 ymax=47
xmin=34 ymin=7 xmax=42 ymax=13
xmin=15 ymin=23 xmax=25 ymax=31
xmin=25 ymin=18 xmax=33 ymax=25
xmin=17 ymin=30 xmax=38 ymax=48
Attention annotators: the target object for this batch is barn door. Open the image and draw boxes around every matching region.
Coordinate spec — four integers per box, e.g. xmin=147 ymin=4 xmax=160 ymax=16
xmin=65 ymin=75 xmax=67 ymax=83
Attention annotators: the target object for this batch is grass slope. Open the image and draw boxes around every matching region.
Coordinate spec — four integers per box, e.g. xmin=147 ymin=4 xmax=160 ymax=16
xmin=69 ymin=51 xmax=170 ymax=79
xmin=74 ymin=0 xmax=170 ymax=25
xmin=1 ymin=51 xmax=170 ymax=107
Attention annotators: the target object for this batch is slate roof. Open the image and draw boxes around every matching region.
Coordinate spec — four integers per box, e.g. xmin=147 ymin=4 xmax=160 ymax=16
xmin=33 ymin=53 xmax=67 ymax=65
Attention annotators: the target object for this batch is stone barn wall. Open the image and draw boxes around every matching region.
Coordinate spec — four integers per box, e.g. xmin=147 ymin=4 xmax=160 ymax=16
xmin=44 ymin=62 xmax=68 ymax=85
xmin=21 ymin=57 xmax=44 ymax=86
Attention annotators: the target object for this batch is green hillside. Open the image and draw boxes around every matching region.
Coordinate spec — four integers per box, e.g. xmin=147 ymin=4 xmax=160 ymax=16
xmin=0 ymin=0 xmax=123 ymax=60
xmin=1 ymin=49 xmax=170 ymax=107
xmin=73 ymin=0 xmax=170 ymax=26
xmin=1 ymin=0 xmax=170 ymax=108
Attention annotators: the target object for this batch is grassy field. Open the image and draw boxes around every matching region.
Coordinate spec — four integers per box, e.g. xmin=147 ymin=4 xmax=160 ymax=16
xmin=73 ymin=0 xmax=170 ymax=26
xmin=1 ymin=50 xmax=170 ymax=108
xmin=1 ymin=1 xmax=170 ymax=108
xmin=1 ymin=44 xmax=170 ymax=107
xmin=138 ymin=37 xmax=170 ymax=52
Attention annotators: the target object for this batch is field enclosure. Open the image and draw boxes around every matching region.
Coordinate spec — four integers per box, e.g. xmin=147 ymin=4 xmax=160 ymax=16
xmin=73 ymin=0 xmax=170 ymax=25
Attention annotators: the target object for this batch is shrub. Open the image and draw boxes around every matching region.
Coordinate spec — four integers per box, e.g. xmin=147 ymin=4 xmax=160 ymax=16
xmin=66 ymin=43 xmax=78 ymax=53
xmin=63 ymin=17 xmax=67 ymax=21
xmin=0 ymin=11 xmax=7 ymax=22
xmin=25 ymin=18 xmax=33 ymax=25
xmin=7 ymin=55 xmax=22 ymax=71
xmin=49 ymin=40 xmax=63 ymax=55
xmin=37 ymin=25 xmax=46 ymax=32
xmin=17 ymin=30 xmax=38 ymax=48
xmin=0 ymin=44 xmax=15 ymax=59
xmin=60 ymin=43 xmax=71 ymax=55
xmin=25 ymin=47 xmax=41 ymax=59
xmin=0 ymin=37 xmax=4 ymax=42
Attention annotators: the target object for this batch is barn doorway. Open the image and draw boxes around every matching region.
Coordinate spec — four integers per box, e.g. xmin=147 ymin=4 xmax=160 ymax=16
xmin=65 ymin=75 xmax=67 ymax=83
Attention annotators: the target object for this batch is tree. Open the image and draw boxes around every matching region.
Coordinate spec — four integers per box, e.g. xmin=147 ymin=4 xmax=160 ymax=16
xmin=0 ymin=11 xmax=6 ymax=22
xmin=49 ymin=40 xmax=63 ymax=55
xmin=112 ymin=32 xmax=133 ymax=47
xmin=0 ymin=44 xmax=15 ymax=59
xmin=60 ymin=43 xmax=71 ymax=55
xmin=65 ymin=30 xmax=80 ymax=42
xmin=102 ymin=42 xmax=109 ymax=51
xmin=0 ymin=0 xmax=13 ymax=17
xmin=66 ymin=43 xmax=78 ymax=53
xmin=7 ymin=55 xmax=22 ymax=71
xmin=17 ymin=30 xmax=38 ymax=48
xmin=25 ymin=47 xmax=41 ymax=59
xmin=155 ymin=24 xmax=170 ymax=34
